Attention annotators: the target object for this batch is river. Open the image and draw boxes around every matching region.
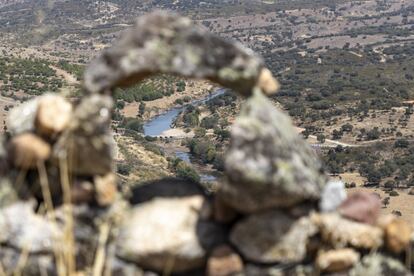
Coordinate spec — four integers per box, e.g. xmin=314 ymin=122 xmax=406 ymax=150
xmin=143 ymin=89 xmax=226 ymax=136
xmin=143 ymin=89 xmax=226 ymax=182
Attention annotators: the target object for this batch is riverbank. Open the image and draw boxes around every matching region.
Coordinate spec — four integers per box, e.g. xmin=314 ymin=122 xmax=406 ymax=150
xmin=142 ymin=88 xmax=226 ymax=137
xmin=160 ymin=140 xmax=223 ymax=184
xmin=160 ymin=128 xmax=194 ymax=138
xmin=141 ymin=87 xmax=227 ymax=183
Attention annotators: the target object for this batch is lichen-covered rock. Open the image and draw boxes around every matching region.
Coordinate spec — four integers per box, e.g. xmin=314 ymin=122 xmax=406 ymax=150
xmin=311 ymin=213 xmax=383 ymax=249
xmin=35 ymin=94 xmax=73 ymax=137
xmin=84 ymin=11 xmax=278 ymax=97
xmin=339 ymin=192 xmax=381 ymax=225
xmin=8 ymin=133 xmax=51 ymax=169
xmin=230 ymin=211 xmax=317 ymax=264
xmin=53 ymin=94 xmax=115 ymax=176
xmin=316 ymin=248 xmax=360 ymax=273
xmin=350 ymin=254 xmax=410 ymax=276
xmin=221 ymin=90 xmax=327 ymax=213
xmin=0 ymin=202 xmax=62 ymax=253
xmin=116 ymin=195 xmax=224 ymax=273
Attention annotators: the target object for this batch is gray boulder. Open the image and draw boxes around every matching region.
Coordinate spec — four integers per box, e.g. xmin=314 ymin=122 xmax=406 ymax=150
xmin=230 ymin=211 xmax=317 ymax=264
xmin=222 ymin=90 xmax=327 ymax=213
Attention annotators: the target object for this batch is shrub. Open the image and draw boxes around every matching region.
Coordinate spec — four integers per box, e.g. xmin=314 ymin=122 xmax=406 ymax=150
xmin=144 ymin=143 xmax=164 ymax=156
xmin=144 ymin=136 xmax=157 ymax=142
xmin=392 ymin=210 xmax=402 ymax=216
xmin=116 ymin=100 xmax=125 ymax=109
xmin=194 ymin=127 xmax=206 ymax=138
xmin=213 ymin=153 xmax=225 ymax=171
xmin=389 ymin=190 xmax=399 ymax=197
xmin=366 ymin=128 xmax=380 ymax=140
xmin=122 ymin=118 xmax=144 ymax=133
xmin=317 ymin=134 xmax=326 ymax=143
xmin=200 ymin=115 xmax=219 ymax=129
xmin=384 ymin=180 xmax=395 ymax=189
xmin=175 ymin=98 xmax=184 ymax=105
xmin=382 ymin=197 xmax=390 ymax=207
xmin=176 ymin=80 xmax=186 ymax=92
xmin=175 ymin=161 xmax=200 ymax=183
xmin=345 ymin=182 xmax=356 ymax=188
xmin=117 ymin=162 xmax=132 ymax=176
xmin=394 ymin=139 xmax=409 ymax=148
xmin=214 ymin=129 xmax=231 ymax=140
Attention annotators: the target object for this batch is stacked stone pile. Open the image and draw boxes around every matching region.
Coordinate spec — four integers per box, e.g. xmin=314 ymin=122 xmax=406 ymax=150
xmin=0 ymin=93 xmax=122 ymax=274
xmin=0 ymin=11 xmax=412 ymax=276
xmin=3 ymin=93 xmax=117 ymax=206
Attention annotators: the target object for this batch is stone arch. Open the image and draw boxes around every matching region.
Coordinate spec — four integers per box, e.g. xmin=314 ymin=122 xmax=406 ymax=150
xmin=84 ymin=11 xmax=279 ymax=97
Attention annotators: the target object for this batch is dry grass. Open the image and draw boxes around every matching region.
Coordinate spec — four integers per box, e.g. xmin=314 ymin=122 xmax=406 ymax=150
xmin=93 ymin=222 xmax=111 ymax=276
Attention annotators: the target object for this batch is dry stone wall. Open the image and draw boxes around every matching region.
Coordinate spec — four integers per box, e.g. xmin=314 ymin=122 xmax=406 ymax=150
xmin=0 ymin=11 xmax=412 ymax=276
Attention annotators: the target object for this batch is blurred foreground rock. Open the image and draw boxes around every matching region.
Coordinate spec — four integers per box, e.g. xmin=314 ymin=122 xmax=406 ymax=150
xmin=116 ymin=195 xmax=224 ymax=273
xmin=0 ymin=202 xmax=62 ymax=253
xmin=207 ymin=245 xmax=244 ymax=276
xmin=230 ymin=211 xmax=317 ymax=264
xmin=222 ymin=90 xmax=327 ymax=213
xmin=316 ymin=248 xmax=360 ymax=273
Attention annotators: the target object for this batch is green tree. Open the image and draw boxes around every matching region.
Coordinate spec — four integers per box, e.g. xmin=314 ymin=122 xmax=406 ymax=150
xmin=317 ymin=134 xmax=326 ymax=143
